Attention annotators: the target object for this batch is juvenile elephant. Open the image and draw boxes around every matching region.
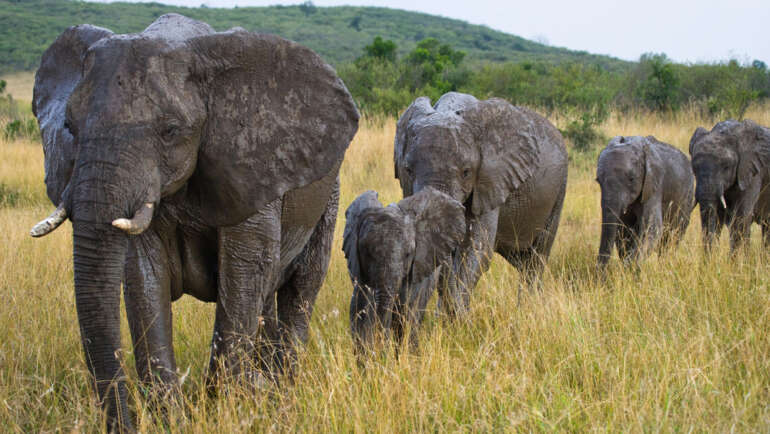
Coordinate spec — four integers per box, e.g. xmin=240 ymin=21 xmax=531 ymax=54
xmin=343 ymin=188 xmax=465 ymax=353
xmin=596 ymin=136 xmax=694 ymax=267
xmin=30 ymin=14 xmax=358 ymax=430
xmin=394 ymin=92 xmax=568 ymax=316
xmin=689 ymin=120 xmax=770 ymax=251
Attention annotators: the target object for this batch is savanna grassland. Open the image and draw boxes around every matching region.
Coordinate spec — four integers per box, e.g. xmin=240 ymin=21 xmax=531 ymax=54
xmin=1 ymin=74 xmax=769 ymax=432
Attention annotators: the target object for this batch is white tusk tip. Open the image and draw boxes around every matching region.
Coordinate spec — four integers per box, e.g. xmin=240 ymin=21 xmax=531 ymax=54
xmin=30 ymin=223 xmax=48 ymax=238
xmin=112 ymin=218 xmax=132 ymax=231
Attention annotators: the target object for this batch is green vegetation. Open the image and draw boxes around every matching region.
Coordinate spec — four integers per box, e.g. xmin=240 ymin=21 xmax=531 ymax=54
xmin=0 ymin=0 xmax=625 ymax=73
xmin=341 ymin=37 xmax=768 ymax=150
xmin=0 ymin=79 xmax=38 ymax=141
xmin=1 ymin=0 xmax=768 ymax=153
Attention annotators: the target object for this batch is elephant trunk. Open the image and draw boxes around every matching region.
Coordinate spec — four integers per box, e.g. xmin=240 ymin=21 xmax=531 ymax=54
xmin=72 ymin=220 xmax=132 ymax=432
xmin=598 ymin=199 xmax=622 ymax=268
xmin=66 ymin=144 xmax=155 ymax=431
xmin=695 ymin=182 xmax=723 ymax=252
xmin=349 ymin=281 xmax=397 ymax=355
xmin=699 ymin=200 xmax=721 ymax=252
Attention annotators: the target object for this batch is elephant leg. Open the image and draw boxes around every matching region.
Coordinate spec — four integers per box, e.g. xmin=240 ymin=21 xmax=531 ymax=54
xmin=439 ymin=208 xmax=499 ymax=318
xmin=729 ymin=183 xmax=760 ymax=252
xmin=124 ymin=226 xmax=178 ymax=401
xmin=394 ymin=267 xmax=442 ymax=349
xmin=729 ymin=214 xmax=753 ymax=251
xmin=639 ymin=202 xmax=664 ymax=260
xmin=615 ymin=221 xmax=635 ymax=263
xmin=207 ymin=198 xmax=282 ymax=387
xmin=498 ymin=246 xmax=542 ymax=303
xmin=259 ymin=186 xmax=338 ymax=379
xmin=762 ymin=220 xmax=770 ymax=247
xmin=525 ymin=179 xmax=565 ymax=284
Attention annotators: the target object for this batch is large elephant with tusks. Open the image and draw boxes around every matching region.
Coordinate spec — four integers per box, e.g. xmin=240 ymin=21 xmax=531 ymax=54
xmin=30 ymin=14 xmax=358 ymax=431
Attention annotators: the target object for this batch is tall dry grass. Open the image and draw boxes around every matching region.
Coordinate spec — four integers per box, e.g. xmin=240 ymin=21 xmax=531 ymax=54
xmin=1 ymin=101 xmax=769 ymax=431
xmin=1 ymin=71 xmax=35 ymax=105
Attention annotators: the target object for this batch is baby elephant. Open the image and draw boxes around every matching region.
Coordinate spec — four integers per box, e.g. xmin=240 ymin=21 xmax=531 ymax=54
xmin=597 ymin=135 xmax=695 ymax=268
xmin=343 ymin=188 xmax=465 ymax=353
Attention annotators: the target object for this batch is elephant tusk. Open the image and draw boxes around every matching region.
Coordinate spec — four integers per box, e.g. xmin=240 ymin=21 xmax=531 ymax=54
xmin=720 ymin=195 xmax=727 ymax=209
xmin=30 ymin=204 xmax=68 ymax=237
xmin=112 ymin=203 xmax=154 ymax=235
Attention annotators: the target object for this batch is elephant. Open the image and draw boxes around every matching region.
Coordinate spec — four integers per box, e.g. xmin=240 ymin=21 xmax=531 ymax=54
xmin=343 ymin=188 xmax=466 ymax=353
xmin=596 ymin=135 xmax=695 ymax=268
xmin=394 ymin=92 xmax=568 ymax=316
xmin=689 ymin=120 xmax=770 ymax=251
xmin=29 ymin=14 xmax=359 ymax=431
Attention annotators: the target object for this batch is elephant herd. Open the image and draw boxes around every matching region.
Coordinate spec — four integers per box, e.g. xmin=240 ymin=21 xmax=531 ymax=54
xmin=27 ymin=14 xmax=770 ymax=431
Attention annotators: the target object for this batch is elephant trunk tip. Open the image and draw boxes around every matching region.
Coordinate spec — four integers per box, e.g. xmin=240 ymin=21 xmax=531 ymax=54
xmin=30 ymin=203 xmax=68 ymax=237
xmin=112 ymin=203 xmax=154 ymax=235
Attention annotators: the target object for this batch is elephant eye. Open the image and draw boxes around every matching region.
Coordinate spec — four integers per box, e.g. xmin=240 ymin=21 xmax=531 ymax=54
xmin=161 ymin=124 xmax=180 ymax=141
xmin=462 ymin=168 xmax=472 ymax=179
xmin=405 ymin=167 xmax=413 ymax=177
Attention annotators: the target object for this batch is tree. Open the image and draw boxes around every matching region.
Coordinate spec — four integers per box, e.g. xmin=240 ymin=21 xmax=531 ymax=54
xmin=298 ymin=1 xmax=316 ymax=16
xmin=349 ymin=15 xmax=362 ymax=31
xmin=363 ymin=36 xmax=397 ymax=63
xmin=637 ymin=53 xmax=680 ymax=111
xmin=403 ymin=38 xmax=466 ymax=95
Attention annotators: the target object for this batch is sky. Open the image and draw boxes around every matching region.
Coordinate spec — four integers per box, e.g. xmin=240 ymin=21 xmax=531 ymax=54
xmin=93 ymin=0 xmax=770 ymax=64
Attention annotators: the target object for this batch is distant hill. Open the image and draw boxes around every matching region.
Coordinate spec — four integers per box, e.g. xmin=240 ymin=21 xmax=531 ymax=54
xmin=0 ymin=0 xmax=629 ymax=74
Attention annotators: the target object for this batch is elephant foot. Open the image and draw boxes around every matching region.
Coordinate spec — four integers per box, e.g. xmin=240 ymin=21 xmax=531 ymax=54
xmin=139 ymin=382 xmax=183 ymax=430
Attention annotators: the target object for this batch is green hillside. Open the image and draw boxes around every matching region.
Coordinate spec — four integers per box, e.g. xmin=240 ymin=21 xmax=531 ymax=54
xmin=0 ymin=0 xmax=628 ymax=74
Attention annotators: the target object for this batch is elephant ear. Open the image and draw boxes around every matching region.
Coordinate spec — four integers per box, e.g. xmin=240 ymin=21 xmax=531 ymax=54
xmin=641 ymin=139 xmax=664 ymax=203
xmin=398 ymin=187 xmax=466 ymax=285
xmin=188 ymin=30 xmax=360 ymax=225
xmin=394 ymin=97 xmax=434 ymax=180
xmin=343 ymin=191 xmax=383 ymax=286
xmin=737 ymin=120 xmax=770 ymax=191
xmin=689 ymin=127 xmax=708 ymax=156
xmin=32 ymin=24 xmax=113 ymax=205
xmin=462 ymin=99 xmax=542 ymax=216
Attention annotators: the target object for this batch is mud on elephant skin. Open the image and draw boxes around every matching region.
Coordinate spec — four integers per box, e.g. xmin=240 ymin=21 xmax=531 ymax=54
xmin=343 ymin=188 xmax=466 ymax=354
xmin=394 ymin=92 xmax=568 ymax=316
xmin=689 ymin=120 xmax=770 ymax=252
xmin=596 ymin=135 xmax=695 ymax=268
xmin=30 ymin=13 xmax=359 ymax=431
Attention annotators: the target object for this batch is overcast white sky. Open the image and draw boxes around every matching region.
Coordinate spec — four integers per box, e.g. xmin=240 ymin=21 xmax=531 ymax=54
xmin=93 ymin=0 xmax=770 ymax=64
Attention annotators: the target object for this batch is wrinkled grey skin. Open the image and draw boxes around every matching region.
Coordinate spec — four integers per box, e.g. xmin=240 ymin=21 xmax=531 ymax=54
xmin=32 ymin=14 xmax=358 ymax=431
xmin=343 ymin=188 xmax=465 ymax=353
xmin=394 ymin=92 xmax=568 ymax=316
xmin=596 ymin=135 xmax=695 ymax=268
xmin=689 ymin=120 xmax=770 ymax=251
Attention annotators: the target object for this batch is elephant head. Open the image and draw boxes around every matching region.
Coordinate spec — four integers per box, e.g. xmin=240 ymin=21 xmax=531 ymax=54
xmin=596 ymin=136 xmax=663 ymax=266
xmin=689 ymin=120 xmax=770 ymax=249
xmin=30 ymin=14 xmax=358 ymax=429
xmin=394 ymin=92 xmax=543 ymax=216
xmin=343 ymin=188 xmax=465 ymax=353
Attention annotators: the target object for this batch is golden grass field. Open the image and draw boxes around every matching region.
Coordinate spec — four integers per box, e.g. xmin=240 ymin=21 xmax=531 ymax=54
xmin=1 ymin=73 xmax=769 ymax=431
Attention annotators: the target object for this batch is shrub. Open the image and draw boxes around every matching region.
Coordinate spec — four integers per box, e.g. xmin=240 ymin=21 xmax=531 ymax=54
xmin=560 ymin=105 xmax=608 ymax=152
xmin=3 ymin=118 xmax=39 ymax=141
xmin=635 ymin=53 xmax=680 ymax=111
